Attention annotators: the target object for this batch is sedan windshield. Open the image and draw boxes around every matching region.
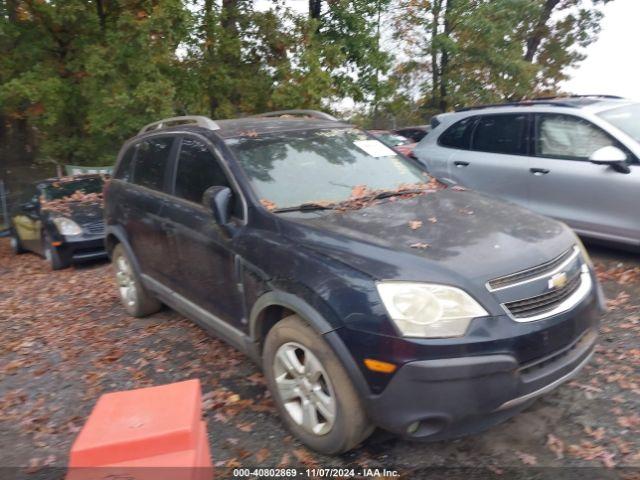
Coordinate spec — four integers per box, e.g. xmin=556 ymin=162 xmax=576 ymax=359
xmin=226 ymin=128 xmax=429 ymax=210
xmin=598 ymin=104 xmax=640 ymax=142
xmin=43 ymin=177 xmax=104 ymax=201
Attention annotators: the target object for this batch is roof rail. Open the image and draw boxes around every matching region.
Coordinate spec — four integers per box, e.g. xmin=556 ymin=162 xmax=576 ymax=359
xmin=138 ymin=115 xmax=220 ymax=135
xmin=456 ymin=100 xmax=580 ymax=112
xmin=251 ymin=109 xmax=339 ymax=122
xmin=533 ymin=94 xmax=626 ymax=101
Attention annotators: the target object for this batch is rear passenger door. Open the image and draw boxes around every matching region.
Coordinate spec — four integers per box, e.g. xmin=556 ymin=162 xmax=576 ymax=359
xmin=164 ymin=135 xmax=246 ymax=327
xmin=117 ymin=135 xmax=178 ymax=282
xmin=448 ymin=113 xmax=531 ymax=208
xmin=528 ymin=113 xmax=639 ymax=242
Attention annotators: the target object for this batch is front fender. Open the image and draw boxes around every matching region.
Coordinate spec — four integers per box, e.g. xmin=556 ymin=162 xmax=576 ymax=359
xmin=249 ymin=290 xmax=373 ymax=399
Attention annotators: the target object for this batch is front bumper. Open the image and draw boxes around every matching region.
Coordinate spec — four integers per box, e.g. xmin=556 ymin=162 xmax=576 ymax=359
xmin=56 ymin=235 xmax=107 ymax=263
xmin=365 ymin=327 xmax=596 ymax=439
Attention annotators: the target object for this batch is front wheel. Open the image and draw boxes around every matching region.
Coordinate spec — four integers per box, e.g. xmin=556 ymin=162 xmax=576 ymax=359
xmin=10 ymin=230 xmax=26 ymax=254
xmin=43 ymin=234 xmax=70 ymax=270
xmin=263 ymin=315 xmax=373 ymax=454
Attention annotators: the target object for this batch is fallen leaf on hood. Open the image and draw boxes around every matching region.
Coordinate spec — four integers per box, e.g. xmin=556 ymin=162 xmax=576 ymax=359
xmin=260 ymin=199 xmax=277 ymax=211
xmin=410 ymin=242 xmax=430 ymax=249
xmin=408 ymin=220 xmax=423 ymax=230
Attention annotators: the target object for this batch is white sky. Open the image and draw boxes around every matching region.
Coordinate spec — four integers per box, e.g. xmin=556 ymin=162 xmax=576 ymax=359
xmin=259 ymin=0 xmax=639 ymax=102
xmin=562 ymin=0 xmax=640 ymax=101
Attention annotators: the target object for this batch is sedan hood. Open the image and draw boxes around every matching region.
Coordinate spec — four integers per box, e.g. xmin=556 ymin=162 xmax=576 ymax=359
xmin=279 ymin=189 xmax=575 ymax=285
xmin=43 ymin=200 xmax=104 ymax=225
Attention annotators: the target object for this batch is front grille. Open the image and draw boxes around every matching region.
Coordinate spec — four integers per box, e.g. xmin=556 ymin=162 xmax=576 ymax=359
xmin=488 ymin=247 xmax=577 ymax=291
xmin=84 ymin=220 xmax=105 ymax=235
xmin=503 ymin=271 xmax=582 ymax=319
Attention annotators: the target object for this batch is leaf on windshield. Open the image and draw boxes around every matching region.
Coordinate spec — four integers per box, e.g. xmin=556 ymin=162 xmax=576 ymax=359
xmin=260 ymin=199 xmax=277 ymax=211
xmin=408 ymin=220 xmax=422 ymax=230
xmin=410 ymin=242 xmax=430 ymax=249
xmin=350 ymin=185 xmax=370 ymax=198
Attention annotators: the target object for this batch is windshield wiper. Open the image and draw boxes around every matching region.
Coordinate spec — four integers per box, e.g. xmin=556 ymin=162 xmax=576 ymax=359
xmin=273 ymin=202 xmax=337 ymax=213
xmin=369 ymin=188 xmax=426 ymax=201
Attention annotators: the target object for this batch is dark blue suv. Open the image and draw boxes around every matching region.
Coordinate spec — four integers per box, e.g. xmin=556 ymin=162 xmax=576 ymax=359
xmin=104 ymin=111 xmax=605 ymax=454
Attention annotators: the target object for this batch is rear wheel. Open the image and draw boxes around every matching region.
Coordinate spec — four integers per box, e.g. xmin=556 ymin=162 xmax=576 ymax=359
xmin=112 ymin=244 xmax=161 ymax=317
xmin=10 ymin=230 xmax=26 ymax=254
xmin=263 ymin=315 xmax=373 ymax=454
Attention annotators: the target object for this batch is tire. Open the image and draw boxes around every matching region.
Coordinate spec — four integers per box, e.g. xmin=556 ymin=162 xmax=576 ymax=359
xmin=112 ymin=244 xmax=161 ymax=317
xmin=263 ymin=315 xmax=373 ymax=454
xmin=10 ymin=229 xmax=26 ymax=254
xmin=43 ymin=234 xmax=70 ymax=270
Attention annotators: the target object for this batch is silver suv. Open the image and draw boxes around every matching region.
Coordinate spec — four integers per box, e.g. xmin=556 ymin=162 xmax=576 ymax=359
xmin=414 ymin=96 xmax=640 ymax=249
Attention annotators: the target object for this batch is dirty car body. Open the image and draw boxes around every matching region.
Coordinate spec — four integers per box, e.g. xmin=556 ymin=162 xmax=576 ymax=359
xmin=104 ymin=113 xmax=604 ymax=448
xmin=10 ymin=175 xmax=107 ymax=269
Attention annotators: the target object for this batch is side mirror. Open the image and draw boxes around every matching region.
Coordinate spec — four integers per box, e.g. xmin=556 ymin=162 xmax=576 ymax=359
xmin=589 ymin=146 xmax=631 ymax=173
xmin=202 ymin=186 xmax=233 ymax=226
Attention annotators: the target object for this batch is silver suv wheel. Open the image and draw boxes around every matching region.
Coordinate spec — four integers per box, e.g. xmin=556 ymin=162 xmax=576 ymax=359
xmin=273 ymin=341 xmax=336 ymax=435
xmin=115 ymin=254 xmax=138 ymax=308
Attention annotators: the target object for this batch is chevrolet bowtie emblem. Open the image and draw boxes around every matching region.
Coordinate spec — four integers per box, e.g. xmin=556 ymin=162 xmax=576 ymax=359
xmin=548 ymin=272 xmax=568 ymax=290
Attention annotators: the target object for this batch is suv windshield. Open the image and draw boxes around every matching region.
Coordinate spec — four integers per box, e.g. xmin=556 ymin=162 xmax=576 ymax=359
xmin=226 ymin=128 xmax=428 ymax=210
xmin=598 ymin=104 xmax=640 ymax=142
xmin=42 ymin=177 xmax=104 ymax=201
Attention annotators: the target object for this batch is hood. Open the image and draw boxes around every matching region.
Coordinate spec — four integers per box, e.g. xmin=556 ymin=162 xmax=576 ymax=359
xmin=43 ymin=200 xmax=104 ymax=225
xmin=279 ymin=189 xmax=575 ymax=285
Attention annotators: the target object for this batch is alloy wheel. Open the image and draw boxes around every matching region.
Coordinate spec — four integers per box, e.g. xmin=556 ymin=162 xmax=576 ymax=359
xmin=115 ymin=254 xmax=137 ymax=308
xmin=273 ymin=342 xmax=337 ymax=435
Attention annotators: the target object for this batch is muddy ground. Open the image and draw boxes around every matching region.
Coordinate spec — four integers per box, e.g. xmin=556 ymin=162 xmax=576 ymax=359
xmin=0 ymin=238 xmax=638 ymax=479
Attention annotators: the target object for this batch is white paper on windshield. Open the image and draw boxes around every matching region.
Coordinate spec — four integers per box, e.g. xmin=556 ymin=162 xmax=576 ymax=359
xmin=353 ymin=139 xmax=397 ymax=157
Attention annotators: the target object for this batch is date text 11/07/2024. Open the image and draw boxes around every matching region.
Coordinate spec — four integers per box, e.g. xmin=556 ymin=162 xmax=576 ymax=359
xmin=232 ymin=468 xmax=400 ymax=477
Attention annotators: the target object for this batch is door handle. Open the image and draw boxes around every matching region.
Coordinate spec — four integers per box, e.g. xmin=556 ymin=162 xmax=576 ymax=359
xmin=530 ymin=168 xmax=550 ymax=175
xmin=454 ymin=161 xmax=470 ymax=168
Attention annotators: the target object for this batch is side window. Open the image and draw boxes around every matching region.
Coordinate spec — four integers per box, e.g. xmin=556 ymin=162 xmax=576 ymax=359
xmin=132 ymin=137 xmax=175 ymax=190
xmin=439 ymin=117 xmax=475 ymax=149
xmin=174 ymin=138 xmax=231 ymax=204
xmin=114 ymin=144 xmax=137 ymax=181
xmin=472 ymin=114 xmax=528 ymax=155
xmin=535 ymin=114 xmax=615 ymax=160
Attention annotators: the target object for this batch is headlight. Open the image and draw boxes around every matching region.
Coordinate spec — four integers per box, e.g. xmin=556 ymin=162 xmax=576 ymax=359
xmin=53 ymin=217 xmax=82 ymax=236
xmin=376 ymin=282 xmax=488 ymax=338
xmin=573 ymin=235 xmax=592 ymax=267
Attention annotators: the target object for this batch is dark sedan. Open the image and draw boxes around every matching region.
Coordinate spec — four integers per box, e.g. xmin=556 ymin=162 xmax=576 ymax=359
xmin=9 ymin=174 xmax=108 ymax=269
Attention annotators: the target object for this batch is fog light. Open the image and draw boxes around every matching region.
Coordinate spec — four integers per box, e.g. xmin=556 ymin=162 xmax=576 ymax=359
xmin=406 ymin=421 xmax=420 ymax=435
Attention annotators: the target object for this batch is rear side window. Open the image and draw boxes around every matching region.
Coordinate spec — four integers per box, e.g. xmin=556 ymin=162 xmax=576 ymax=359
xmin=439 ymin=117 xmax=475 ymax=149
xmin=132 ymin=137 xmax=174 ymax=190
xmin=535 ymin=114 xmax=615 ymax=160
xmin=174 ymin=138 xmax=230 ymax=204
xmin=472 ymin=114 xmax=528 ymax=155
xmin=114 ymin=144 xmax=136 ymax=181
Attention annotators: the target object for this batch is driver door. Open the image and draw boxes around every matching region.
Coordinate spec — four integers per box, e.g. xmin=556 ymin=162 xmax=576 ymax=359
xmin=528 ymin=113 xmax=639 ymax=243
xmin=12 ymin=191 xmax=42 ymax=253
xmin=163 ymin=135 xmax=246 ymax=328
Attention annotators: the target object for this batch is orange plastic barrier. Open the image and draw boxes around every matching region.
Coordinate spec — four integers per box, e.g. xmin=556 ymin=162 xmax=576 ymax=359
xmin=67 ymin=379 xmax=212 ymax=480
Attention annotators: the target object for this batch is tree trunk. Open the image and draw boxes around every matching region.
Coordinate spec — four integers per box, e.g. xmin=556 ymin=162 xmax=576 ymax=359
xmin=95 ymin=0 xmax=106 ymax=31
xmin=430 ymin=0 xmax=441 ymax=110
xmin=439 ymin=0 xmax=453 ymax=112
xmin=524 ymin=0 xmax=560 ymax=62
xmin=309 ymin=0 xmax=322 ymax=19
